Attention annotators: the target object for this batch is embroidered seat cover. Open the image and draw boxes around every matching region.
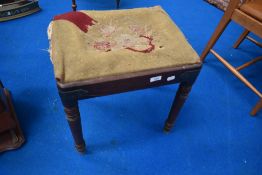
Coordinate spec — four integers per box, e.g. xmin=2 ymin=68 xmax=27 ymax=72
xmin=48 ymin=6 xmax=200 ymax=83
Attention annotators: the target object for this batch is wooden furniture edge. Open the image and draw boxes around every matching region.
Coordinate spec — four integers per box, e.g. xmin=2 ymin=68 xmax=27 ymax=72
xmin=57 ymin=63 xmax=202 ymax=89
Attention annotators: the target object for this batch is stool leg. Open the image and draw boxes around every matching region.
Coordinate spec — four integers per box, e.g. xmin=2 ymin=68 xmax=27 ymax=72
xmin=64 ymin=104 xmax=86 ymax=153
xmin=116 ymin=0 xmax=120 ymax=9
xmin=164 ymin=82 xmax=192 ymax=132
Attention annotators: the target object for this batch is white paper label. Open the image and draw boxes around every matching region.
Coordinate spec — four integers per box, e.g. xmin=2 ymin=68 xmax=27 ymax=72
xmin=167 ymin=75 xmax=176 ymax=81
xmin=150 ymin=76 xmax=162 ymax=82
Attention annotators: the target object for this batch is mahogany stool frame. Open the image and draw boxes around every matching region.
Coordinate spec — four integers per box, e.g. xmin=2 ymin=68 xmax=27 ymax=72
xmin=57 ymin=64 xmax=202 ymax=153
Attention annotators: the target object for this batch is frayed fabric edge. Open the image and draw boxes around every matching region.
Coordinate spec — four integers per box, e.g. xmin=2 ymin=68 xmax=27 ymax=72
xmin=47 ymin=21 xmax=53 ymax=64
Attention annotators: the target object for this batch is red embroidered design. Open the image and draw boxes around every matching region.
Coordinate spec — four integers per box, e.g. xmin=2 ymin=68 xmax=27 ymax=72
xmin=125 ymin=35 xmax=155 ymax=53
xmin=94 ymin=41 xmax=112 ymax=52
xmin=54 ymin=11 xmax=96 ymax=33
xmin=52 ymin=14 xmax=157 ymax=53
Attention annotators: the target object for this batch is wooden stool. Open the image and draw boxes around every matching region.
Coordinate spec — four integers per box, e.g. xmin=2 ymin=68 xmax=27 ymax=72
xmin=48 ymin=6 xmax=202 ymax=153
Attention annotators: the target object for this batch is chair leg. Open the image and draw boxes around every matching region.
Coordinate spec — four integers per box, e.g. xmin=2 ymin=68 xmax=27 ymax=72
xmin=72 ymin=0 xmax=77 ymax=11
xmin=200 ymin=16 xmax=232 ymax=62
xmin=250 ymin=99 xmax=262 ymax=116
xmin=233 ymin=29 xmax=249 ymax=49
xmin=164 ymin=82 xmax=193 ymax=132
xmin=64 ymin=103 xmax=86 ymax=153
xmin=236 ymin=56 xmax=262 ymax=71
xmin=116 ymin=0 xmax=120 ymax=9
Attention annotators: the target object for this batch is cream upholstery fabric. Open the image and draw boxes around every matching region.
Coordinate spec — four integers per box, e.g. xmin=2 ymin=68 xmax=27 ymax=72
xmin=48 ymin=6 xmax=200 ymax=83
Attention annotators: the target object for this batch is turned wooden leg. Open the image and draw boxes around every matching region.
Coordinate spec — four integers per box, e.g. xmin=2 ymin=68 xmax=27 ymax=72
xmin=250 ymin=99 xmax=262 ymax=116
xmin=64 ymin=104 xmax=86 ymax=153
xmin=200 ymin=17 xmax=231 ymax=62
xmin=233 ymin=29 xmax=249 ymax=49
xmin=164 ymin=82 xmax=193 ymax=132
xmin=72 ymin=0 xmax=77 ymax=11
xmin=116 ymin=0 xmax=120 ymax=9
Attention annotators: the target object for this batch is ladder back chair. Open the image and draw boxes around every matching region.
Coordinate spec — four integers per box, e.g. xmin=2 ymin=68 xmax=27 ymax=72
xmin=201 ymin=0 xmax=262 ymax=116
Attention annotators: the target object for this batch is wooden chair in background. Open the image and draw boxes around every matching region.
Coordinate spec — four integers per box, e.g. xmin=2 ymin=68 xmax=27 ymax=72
xmin=201 ymin=0 xmax=262 ymax=115
xmin=71 ymin=0 xmax=121 ymax=11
